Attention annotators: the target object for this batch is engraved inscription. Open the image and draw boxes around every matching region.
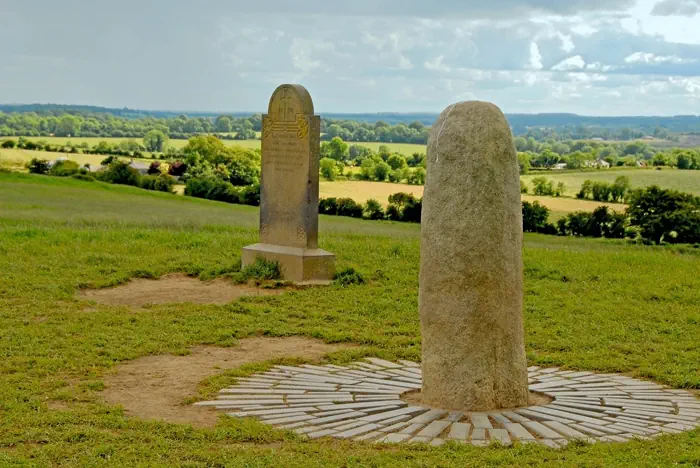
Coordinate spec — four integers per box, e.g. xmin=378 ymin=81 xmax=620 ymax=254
xmin=264 ymin=126 xmax=307 ymax=173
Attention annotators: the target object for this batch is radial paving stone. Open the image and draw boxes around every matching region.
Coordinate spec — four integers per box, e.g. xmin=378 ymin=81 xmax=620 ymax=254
xmin=193 ymin=360 xmax=700 ymax=446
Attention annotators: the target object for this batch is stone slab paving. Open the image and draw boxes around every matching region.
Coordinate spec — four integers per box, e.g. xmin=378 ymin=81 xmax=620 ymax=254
xmin=193 ymin=360 xmax=700 ymax=447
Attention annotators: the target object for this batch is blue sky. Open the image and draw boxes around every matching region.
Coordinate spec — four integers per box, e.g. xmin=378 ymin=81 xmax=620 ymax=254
xmin=1 ymin=0 xmax=699 ymax=115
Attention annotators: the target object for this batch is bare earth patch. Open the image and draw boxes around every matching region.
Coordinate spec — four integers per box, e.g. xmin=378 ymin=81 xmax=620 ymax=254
xmin=401 ymin=389 xmax=553 ymax=411
xmin=46 ymin=400 xmax=72 ymax=411
xmin=79 ymin=273 xmax=283 ymax=307
xmin=101 ymin=337 xmax=352 ymax=428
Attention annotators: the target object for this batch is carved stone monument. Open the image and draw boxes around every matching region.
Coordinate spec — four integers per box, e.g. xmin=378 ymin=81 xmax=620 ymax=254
xmin=419 ymin=101 xmax=529 ymax=411
xmin=242 ymin=84 xmax=335 ymax=283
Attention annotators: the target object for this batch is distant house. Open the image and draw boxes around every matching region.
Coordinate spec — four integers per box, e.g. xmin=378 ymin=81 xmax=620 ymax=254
xmin=641 ymin=135 xmax=655 ymax=140
xmin=552 ymin=163 xmax=568 ymax=170
xmin=591 ymin=137 xmax=604 ymax=142
xmin=129 ymin=161 xmax=150 ymax=175
xmin=47 ymin=156 xmax=68 ymax=168
xmin=583 ymin=159 xmax=611 ymax=169
xmin=85 ymin=160 xmax=150 ymax=174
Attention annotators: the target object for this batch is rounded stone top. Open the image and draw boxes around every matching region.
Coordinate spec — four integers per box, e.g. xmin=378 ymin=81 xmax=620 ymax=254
xmin=427 ymin=100 xmax=514 ymax=165
xmin=267 ymin=84 xmax=315 ymax=121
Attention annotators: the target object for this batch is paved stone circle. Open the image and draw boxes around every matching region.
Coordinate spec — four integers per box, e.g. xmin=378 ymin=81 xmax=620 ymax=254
xmin=195 ymin=358 xmax=700 ymax=447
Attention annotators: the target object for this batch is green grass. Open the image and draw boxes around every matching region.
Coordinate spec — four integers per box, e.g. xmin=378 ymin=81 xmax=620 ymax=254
xmin=522 ymin=168 xmax=700 ymax=197
xmin=1 ymin=172 xmax=700 ymax=466
xmin=0 ymin=147 xmax=155 ymax=168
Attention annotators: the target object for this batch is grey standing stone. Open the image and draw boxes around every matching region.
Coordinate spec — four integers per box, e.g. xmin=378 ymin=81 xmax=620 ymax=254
xmin=419 ymin=101 xmax=528 ymax=411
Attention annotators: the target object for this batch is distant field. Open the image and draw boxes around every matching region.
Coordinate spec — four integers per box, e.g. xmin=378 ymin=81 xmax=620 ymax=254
xmin=522 ymin=168 xmax=700 ymax=197
xmin=319 ymin=180 xmax=622 ymax=220
xmin=0 ymin=148 xmax=151 ymax=167
xmin=1 ymin=136 xmax=425 ymax=156
xmin=2 ymin=136 xmax=197 ymax=150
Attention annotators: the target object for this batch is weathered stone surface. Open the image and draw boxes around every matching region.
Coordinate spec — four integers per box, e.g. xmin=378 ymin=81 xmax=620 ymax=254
xmin=419 ymin=101 xmax=528 ymax=411
xmin=448 ymin=422 xmax=471 ymax=440
xmin=416 ymin=420 xmax=451 ymax=438
xmin=242 ymin=84 xmax=334 ymax=283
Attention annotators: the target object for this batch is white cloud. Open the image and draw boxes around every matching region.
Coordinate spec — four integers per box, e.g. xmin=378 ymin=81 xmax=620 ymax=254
xmin=557 ymin=32 xmax=576 ymax=53
xmin=398 ymin=56 xmax=414 ymax=70
xmin=289 ymin=39 xmax=335 ymax=73
xmin=4 ymin=1 xmax=700 ymax=115
xmin=669 ymin=76 xmax=700 ymax=96
xmin=586 ymin=62 xmax=615 ymax=72
xmin=651 ymin=0 xmax=700 ymax=16
xmin=624 ymin=51 xmax=697 ymax=64
xmin=552 ymin=55 xmax=586 ymax=71
xmin=529 ymin=42 xmax=543 ymax=69
xmin=568 ymin=72 xmax=607 ymax=83
xmin=424 ymin=55 xmax=451 ymax=72
xmin=524 ymin=72 xmax=539 ymax=85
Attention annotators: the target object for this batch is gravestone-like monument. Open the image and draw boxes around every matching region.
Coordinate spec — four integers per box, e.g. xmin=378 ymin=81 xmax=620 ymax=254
xmin=242 ymin=84 xmax=335 ymax=283
xmin=419 ymin=101 xmax=529 ymax=411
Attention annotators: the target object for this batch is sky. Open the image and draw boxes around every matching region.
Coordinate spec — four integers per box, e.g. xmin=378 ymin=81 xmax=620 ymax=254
xmin=1 ymin=0 xmax=700 ymax=115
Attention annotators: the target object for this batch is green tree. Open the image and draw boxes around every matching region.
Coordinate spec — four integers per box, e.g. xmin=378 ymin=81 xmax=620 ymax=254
xmin=373 ymin=162 xmax=391 ymax=181
xmin=143 ymin=130 xmax=169 ymax=152
xmin=677 ymin=152 xmax=692 ymax=170
xmin=359 ymin=158 xmax=376 ymax=180
xmin=325 ymin=137 xmax=349 ymax=161
xmin=627 ymin=186 xmax=700 ymax=244
xmin=531 ymin=177 xmax=555 ymax=196
xmin=363 ymin=199 xmax=385 ymax=220
xmin=611 ymin=176 xmax=631 ymax=202
xmin=408 ymin=121 xmax=424 ymax=131
xmin=319 ymin=157 xmax=338 ymax=181
xmin=408 ymin=167 xmax=426 ymax=185
xmin=56 ymin=115 xmax=80 ymax=137
xmin=517 ymin=153 xmax=531 ymax=174
xmin=215 ymin=116 xmax=233 ymax=133
xmin=386 ymin=154 xmax=407 ymax=170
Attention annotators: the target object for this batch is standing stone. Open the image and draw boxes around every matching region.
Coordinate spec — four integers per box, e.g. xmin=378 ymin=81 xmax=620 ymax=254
xmin=419 ymin=101 xmax=528 ymax=411
xmin=242 ymin=84 xmax=335 ymax=283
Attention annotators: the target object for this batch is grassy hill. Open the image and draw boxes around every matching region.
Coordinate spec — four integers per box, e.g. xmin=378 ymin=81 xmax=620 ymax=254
xmin=1 ymin=173 xmax=699 ymax=466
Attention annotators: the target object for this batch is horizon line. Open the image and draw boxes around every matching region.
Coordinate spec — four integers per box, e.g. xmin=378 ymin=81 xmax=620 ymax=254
xmin=1 ymin=103 xmax=699 ymax=119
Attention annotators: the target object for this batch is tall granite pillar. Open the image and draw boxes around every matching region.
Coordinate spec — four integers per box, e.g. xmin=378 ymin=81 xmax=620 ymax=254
xmin=419 ymin=101 xmax=529 ymax=411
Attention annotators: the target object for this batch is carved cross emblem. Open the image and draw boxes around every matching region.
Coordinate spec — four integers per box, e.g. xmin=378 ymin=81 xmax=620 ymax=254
xmin=278 ymin=88 xmax=294 ymax=121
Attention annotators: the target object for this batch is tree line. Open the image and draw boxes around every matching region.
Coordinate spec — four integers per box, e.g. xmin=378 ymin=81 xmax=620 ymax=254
xmin=516 ymin=137 xmax=700 ymax=172
xmin=0 ymin=109 xmax=430 ymax=144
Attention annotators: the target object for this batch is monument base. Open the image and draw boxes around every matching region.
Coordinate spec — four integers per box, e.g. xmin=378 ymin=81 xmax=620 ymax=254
xmin=242 ymin=243 xmax=335 ymax=284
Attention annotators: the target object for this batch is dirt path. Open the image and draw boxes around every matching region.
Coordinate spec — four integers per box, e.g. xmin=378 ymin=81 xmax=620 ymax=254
xmin=100 ymin=337 xmax=353 ymax=427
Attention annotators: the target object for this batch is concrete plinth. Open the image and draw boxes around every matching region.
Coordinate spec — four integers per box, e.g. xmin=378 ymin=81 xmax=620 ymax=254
xmin=242 ymin=243 xmax=335 ymax=284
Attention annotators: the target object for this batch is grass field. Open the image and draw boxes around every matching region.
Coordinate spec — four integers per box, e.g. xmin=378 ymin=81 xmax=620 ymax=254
xmin=320 ymin=180 xmax=623 ymax=220
xmin=1 ymin=172 xmax=699 ymax=466
xmin=523 ymin=168 xmax=700 ymax=197
xmin=1 ymin=136 xmax=426 ymax=156
xmin=0 ymin=147 xmax=154 ymax=168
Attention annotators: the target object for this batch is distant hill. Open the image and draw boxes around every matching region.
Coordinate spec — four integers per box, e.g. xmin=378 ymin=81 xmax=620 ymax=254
xmin=2 ymin=104 xmax=700 ymax=134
